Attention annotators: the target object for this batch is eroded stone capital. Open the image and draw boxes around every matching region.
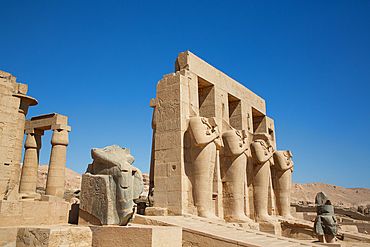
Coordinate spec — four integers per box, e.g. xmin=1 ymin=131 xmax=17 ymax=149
xmin=51 ymin=129 xmax=69 ymax=146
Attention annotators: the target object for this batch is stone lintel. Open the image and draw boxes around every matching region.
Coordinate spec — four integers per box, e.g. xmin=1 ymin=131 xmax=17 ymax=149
xmin=51 ymin=124 xmax=71 ymax=131
xmin=175 ymin=50 xmax=266 ymax=114
xmin=24 ymin=128 xmax=45 ymax=136
xmin=25 ymin=113 xmax=69 ymax=131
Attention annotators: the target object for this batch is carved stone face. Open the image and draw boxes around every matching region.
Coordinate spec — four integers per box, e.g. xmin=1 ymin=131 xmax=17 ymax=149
xmin=273 ymin=150 xmax=294 ymax=171
xmin=253 ymin=133 xmax=272 ymax=147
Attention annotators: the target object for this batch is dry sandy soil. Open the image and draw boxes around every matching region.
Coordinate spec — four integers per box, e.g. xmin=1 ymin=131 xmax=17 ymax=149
xmin=38 ymin=166 xmax=370 ymax=208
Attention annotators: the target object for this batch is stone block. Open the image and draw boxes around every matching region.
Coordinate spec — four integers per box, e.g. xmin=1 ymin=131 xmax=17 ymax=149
xmin=0 ymin=200 xmax=22 ymax=216
xmin=342 ymin=218 xmax=355 ymax=223
xmin=16 ymin=226 xmax=92 ymax=246
xmin=295 ymin=212 xmax=304 ymax=220
xmin=303 ymin=212 xmax=316 ymax=221
xmin=80 ymin=174 xmax=115 ymax=225
xmin=0 ymin=200 xmax=69 ymax=227
xmin=167 ymin=191 xmax=181 ymax=206
xmin=151 ymin=191 xmax=168 ymax=206
xmin=22 ymin=201 xmax=49 ymax=224
xmin=0 ymin=227 xmax=18 ymax=247
xmin=16 ymin=83 xmax=28 ymax=95
xmin=319 ymin=243 xmax=346 ymax=247
xmin=339 ymin=224 xmax=358 ymax=232
xmin=145 ymin=207 xmax=168 ymax=216
xmin=259 ymin=221 xmax=282 ymax=236
xmin=25 ymin=113 xmax=68 ymax=131
xmin=40 ymin=195 xmax=65 ymax=202
xmin=89 ymin=225 xmax=182 ymax=247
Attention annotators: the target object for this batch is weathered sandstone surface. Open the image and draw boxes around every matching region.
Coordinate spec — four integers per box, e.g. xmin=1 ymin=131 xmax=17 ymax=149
xmin=37 ymin=164 xmax=81 ymax=191
xmin=37 ymin=166 xmax=370 ymax=208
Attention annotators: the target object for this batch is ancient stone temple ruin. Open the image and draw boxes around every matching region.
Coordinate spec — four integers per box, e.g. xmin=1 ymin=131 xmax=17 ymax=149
xmin=2 ymin=54 xmax=361 ymax=246
xmin=149 ymin=51 xmax=294 ymax=224
xmin=0 ymin=71 xmax=38 ymax=200
xmin=0 ymin=71 xmax=72 ymax=227
xmin=21 ymin=113 xmax=71 ymax=199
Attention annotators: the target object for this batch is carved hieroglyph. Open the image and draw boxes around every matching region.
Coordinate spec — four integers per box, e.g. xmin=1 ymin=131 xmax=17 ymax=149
xmin=273 ymin=150 xmax=294 ymax=217
xmin=150 ymin=51 xmax=288 ymax=223
xmin=80 ymin=145 xmax=143 ymax=226
xmin=0 ymin=71 xmax=37 ymax=200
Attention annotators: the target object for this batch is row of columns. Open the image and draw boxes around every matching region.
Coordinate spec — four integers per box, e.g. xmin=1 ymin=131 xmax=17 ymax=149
xmin=19 ymin=126 xmax=69 ymax=199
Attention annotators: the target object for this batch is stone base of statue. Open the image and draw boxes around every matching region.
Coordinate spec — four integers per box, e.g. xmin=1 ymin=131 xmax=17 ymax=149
xmin=144 ymin=207 xmax=168 ymax=216
xmin=233 ymin=222 xmax=260 ymax=231
xmin=79 ymin=173 xmax=135 ymax=226
xmin=259 ymin=221 xmax=282 ymax=236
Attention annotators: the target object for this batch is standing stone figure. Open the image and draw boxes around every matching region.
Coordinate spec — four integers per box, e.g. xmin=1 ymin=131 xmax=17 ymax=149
xmin=251 ymin=133 xmax=275 ymax=222
xmin=273 ymin=150 xmax=294 ymax=217
xmin=80 ymin=145 xmax=143 ymax=226
xmin=189 ymin=116 xmax=221 ymax=219
xmin=222 ymin=129 xmax=254 ymax=224
xmin=314 ymin=192 xmax=338 ymax=243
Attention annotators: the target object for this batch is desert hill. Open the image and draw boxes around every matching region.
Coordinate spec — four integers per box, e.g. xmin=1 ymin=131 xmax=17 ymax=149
xmin=291 ymin=182 xmax=370 ymax=208
xmin=37 ymin=165 xmax=81 ymax=191
xmin=37 ymin=165 xmax=370 ymax=208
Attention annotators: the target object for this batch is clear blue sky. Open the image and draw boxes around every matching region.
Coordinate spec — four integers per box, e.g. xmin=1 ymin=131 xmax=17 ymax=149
xmin=1 ymin=1 xmax=369 ymax=188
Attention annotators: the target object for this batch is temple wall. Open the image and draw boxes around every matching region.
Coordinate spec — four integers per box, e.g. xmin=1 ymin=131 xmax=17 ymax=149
xmin=151 ymin=52 xmax=278 ymax=217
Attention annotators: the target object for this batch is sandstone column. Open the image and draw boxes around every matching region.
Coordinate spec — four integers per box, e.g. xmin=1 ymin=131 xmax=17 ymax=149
xmin=5 ymin=94 xmax=37 ymax=200
xmin=19 ymin=129 xmax=43 ymax=198
xmin=45 ymin=127 xmax=69 ymax=198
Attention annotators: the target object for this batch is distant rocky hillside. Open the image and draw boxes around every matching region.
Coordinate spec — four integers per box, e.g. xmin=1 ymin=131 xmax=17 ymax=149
xmin=37 ymin=166 xmax=370 ymax=208
xmin=37 ymin=165 xmax=81 ymax=191
xmin=291 ymin=182 xmax=370 ymax=208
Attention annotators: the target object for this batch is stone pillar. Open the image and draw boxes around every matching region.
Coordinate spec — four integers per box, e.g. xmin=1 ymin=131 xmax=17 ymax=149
xmin=5 ymin=95 xmax=37 ymax=200
xmin=45 ymin=127 xmax=69 ymax=198
xmin=19 ymin=129 xmax=43 ymax=199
